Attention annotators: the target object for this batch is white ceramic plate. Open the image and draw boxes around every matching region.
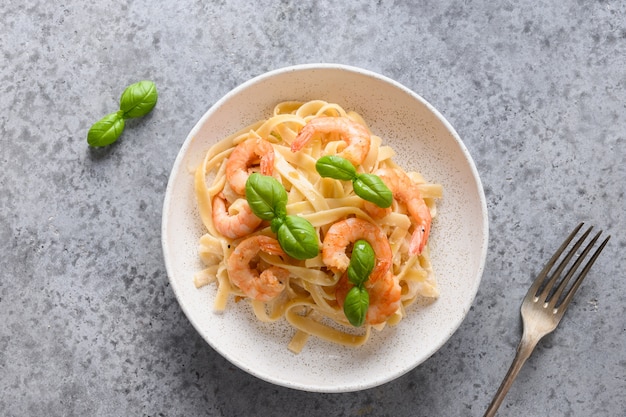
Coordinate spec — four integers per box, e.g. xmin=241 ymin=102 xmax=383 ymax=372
xmin=162 ymin=64 xmax=488 ymax=392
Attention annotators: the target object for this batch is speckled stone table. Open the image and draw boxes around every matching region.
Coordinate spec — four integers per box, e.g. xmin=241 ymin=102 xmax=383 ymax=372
xmin=1 ymin=1 xmax=624 ymax=416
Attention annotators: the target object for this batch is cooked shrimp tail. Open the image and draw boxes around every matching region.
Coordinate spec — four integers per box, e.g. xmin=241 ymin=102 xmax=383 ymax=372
xmin=226 ymin=138 xmax=275 ymax=195
xmin=227 ymin=235 xmax=288 ymax=302
xmin=372 ymin=168 xmax=432 ymax=255
xmin=335 ymin=271 xmax=401 ymax=325
xmin=212 ymin=194 xmax=262 ymax=239
xmin=322 ymin=217 xmax=392 ymax=282
xmin=407 ymin=204 xmax=431 ymax=255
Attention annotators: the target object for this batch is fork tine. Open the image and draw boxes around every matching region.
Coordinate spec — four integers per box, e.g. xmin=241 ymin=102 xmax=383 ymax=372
xmin=526 ymin=222 xmax=584 ymax=300
xmin=555 ymin=234 xmax=610 ymax=311
xmin=538 ymin=225 xmax=593 ymax=302
xmin=547 ymin=230 xmax=602 ymax=308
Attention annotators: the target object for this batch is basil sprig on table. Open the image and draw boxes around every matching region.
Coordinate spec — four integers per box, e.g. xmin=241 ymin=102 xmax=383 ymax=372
xmin=245 ymin=173 xmax=319 ymax=260
xmin=343 ymin=239 xmax=375 ymax=327
xmin=315 ymin=155 xmax=393 ymax=208
xmin=87 ymin=80 xmax=158 ymax=147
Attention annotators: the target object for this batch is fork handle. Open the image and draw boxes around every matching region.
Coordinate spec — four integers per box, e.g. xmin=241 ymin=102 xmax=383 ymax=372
xmin=483 ymin=335 xmax=539 ymax=417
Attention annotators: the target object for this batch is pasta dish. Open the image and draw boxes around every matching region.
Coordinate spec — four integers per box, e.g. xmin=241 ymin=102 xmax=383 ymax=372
xmin=193 ymin=100 xmax=442 ymax=353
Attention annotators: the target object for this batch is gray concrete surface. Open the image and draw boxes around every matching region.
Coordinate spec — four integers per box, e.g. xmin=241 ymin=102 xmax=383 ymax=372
xmin=1 ymin=1 xmax=624 ymax=416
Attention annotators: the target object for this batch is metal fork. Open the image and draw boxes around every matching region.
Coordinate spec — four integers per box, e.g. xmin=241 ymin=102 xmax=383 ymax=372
xmin=483 ymin=223 xmax=610 ymax=417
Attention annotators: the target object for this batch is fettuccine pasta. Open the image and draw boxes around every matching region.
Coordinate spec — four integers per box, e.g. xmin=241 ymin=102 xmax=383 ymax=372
xmin=194 ymin=100 xmax=442 ymax=353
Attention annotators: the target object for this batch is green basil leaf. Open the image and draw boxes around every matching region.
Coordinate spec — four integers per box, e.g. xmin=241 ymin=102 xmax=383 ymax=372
xmin=119 ymin=80 xmax=158 ymax=119
xmin=353 ymin=173 xmax=393 ymax=208
xmin=343 ymin=285 xmax=369 ymax=327
xmin=245 ymin=173 xmax=288 ymax=221
xmin=347 ymin=267 xmax=365 ymax=288
xmin=315 ymin=155 xmax=357 ymax=181
xmin=87 ymin=111 xmax=125 ymax=147
xmin=277 ymin=215 xmax=319 ymax=260
xmin=347 ymin=239 xmax=375 ymax=286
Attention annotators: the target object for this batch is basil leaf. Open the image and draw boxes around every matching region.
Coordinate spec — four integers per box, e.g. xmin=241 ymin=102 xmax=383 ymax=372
xmin=277 ymin=215 xmax=319 ymax=260
xmin=87 ymin=111 xmax=125 ymax=147
xmin=347 ymin=239 xmax=375 ymax=286
xmin=353 ymin=173 xmax=393 ymax=208
xmin=343 ymin=285 xmax=369 ymax=327
xmin=245 ymin=173 xmax=288 ymax=221
xmin=315 ymin=155 xmax=357 ymax=181
xmin=119 ymin=80 xmax=158 ymax=119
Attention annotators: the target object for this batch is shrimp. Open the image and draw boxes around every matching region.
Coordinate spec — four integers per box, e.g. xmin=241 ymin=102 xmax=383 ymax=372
xmin=365 ymin=167 xmax=432 ymax=255
xmin=335 ymin=271 xmax=401 ymax=325
xmin=291 ymin=116 xmax=371 ymax=166
xmin=226 ymin=138 xmax=275 ymax=195
xmin=227 ymin=235 xmax=289 ymax=302
xmin=212 ymin=194 xmax=262 ymax=239
xmin=322 ymin=217 xmax=392 ymax=282
xmin=323 ymin=218 xmax=399 ymax=324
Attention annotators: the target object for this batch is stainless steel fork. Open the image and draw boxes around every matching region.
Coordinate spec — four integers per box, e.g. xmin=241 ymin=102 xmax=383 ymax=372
xmin=483 ymin=223 xmax=610 ymax=417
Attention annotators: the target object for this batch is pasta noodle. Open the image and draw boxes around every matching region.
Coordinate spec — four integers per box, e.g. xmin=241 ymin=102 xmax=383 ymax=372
xmin=194 ymin=100 xmax=442 ymax=353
